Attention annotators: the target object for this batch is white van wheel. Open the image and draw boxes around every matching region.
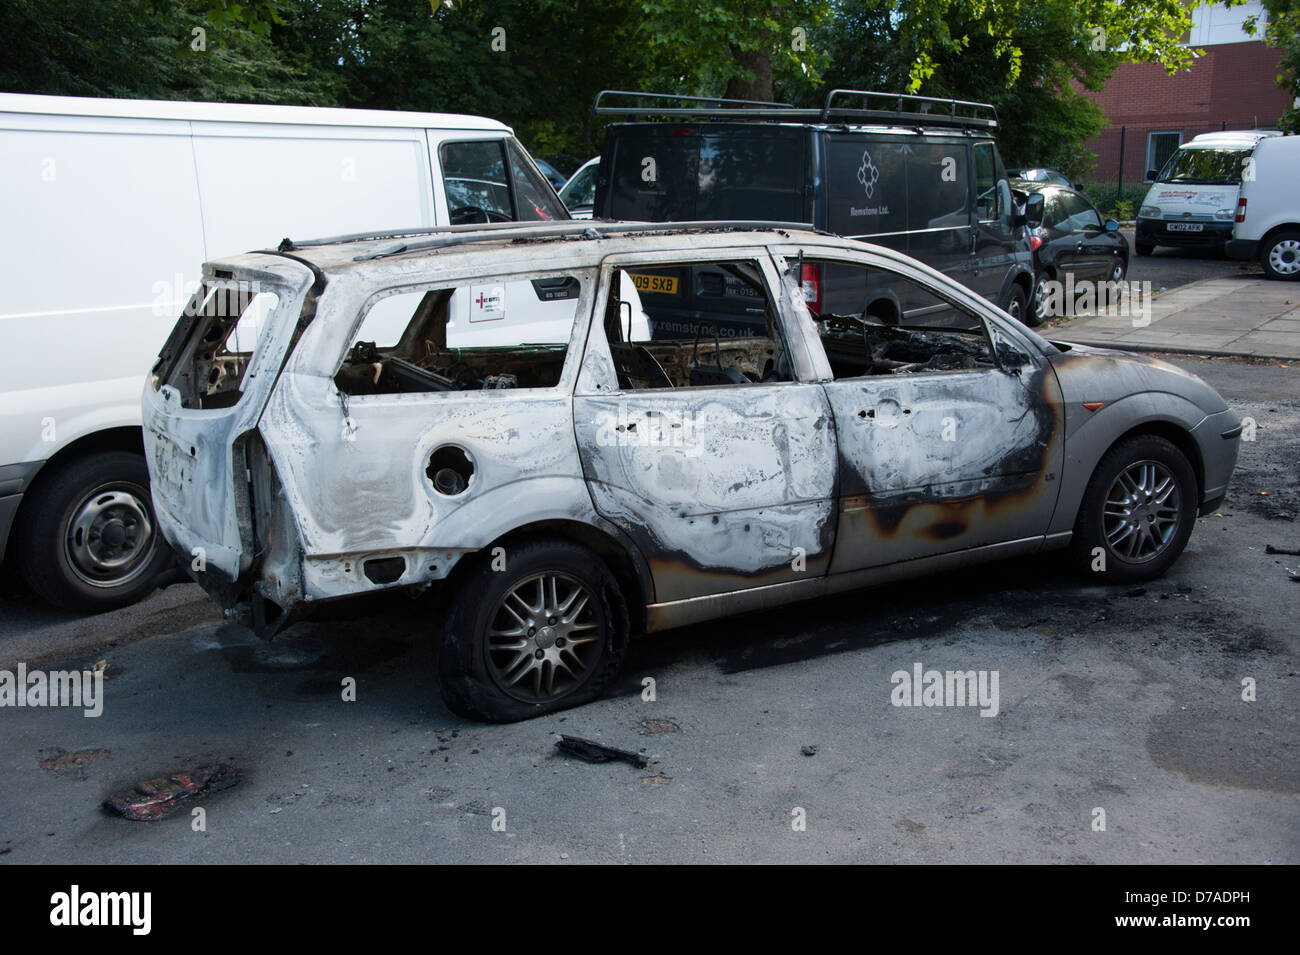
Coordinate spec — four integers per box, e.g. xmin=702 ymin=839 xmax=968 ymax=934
xmin=16 ymin=451 xmax=175 ymax=612
xmin=1261 ymin=232 xmax=1300 ymax=281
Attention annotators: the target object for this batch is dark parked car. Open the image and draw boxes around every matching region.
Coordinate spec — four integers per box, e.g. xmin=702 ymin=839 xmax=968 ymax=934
xmin=1013 ymin=181 xmax=1128 ymax=324
xmin=592 ymin=90 xmax=1041 ymax=325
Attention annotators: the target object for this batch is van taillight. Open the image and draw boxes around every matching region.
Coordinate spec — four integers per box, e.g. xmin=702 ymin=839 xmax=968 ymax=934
xmin=1235 ymin=198 xmax=1247 ymax=223
xmin=800 ymin=263 xmax=821 ymax=313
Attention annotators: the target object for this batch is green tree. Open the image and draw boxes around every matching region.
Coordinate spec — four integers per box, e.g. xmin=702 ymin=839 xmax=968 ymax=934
xmin=638 ymin=0 xmax=832 ymax=101
xmin=0 ymin=0 xmax=334 ymax=104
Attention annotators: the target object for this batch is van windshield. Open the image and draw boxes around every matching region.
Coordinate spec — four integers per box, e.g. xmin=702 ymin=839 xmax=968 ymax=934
xmin=1157 ymin=147 xmax=1251 ymax=185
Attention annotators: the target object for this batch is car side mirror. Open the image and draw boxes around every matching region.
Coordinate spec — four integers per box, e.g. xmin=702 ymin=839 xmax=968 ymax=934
xmin=1104 ymin=219 xmax=1119 ymax=232
xmin=1145 ymin=169 xmax=1159 ymax=182
xmin=1024 ymin=192 xmax=1045 ymax=228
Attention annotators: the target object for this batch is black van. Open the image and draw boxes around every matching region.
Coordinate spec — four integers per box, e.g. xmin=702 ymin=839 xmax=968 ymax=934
xmin=592 ymin=90 xmax=1042 ymax=325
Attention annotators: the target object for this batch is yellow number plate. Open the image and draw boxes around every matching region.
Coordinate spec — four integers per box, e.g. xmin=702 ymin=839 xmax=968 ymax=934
xmin=628 ymin=273 xmax=678 ymax=294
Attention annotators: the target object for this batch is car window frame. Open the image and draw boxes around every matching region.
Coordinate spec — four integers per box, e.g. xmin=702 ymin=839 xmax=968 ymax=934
xmin=575 ymin=246 xmax=819 ymax=396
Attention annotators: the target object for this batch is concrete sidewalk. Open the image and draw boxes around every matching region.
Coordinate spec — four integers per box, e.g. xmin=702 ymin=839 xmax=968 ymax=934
xmin=1049 ymin=273 xmax=1300 ymax=359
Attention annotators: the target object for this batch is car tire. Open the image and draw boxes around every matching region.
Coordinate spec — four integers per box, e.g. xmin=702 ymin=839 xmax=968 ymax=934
xmin=437 ymin=538 xmax=629 ymax=722
xmin=1259 ymin=231 xmax=1300 ymax=281
xmin=1026 ymin=272 xmax=1051 ymax=327
xmin=1003 ymin=284 xmax=1030 ymax=326
xmin=15 ymin=450 xmax=174 ymax=612
xmin=1070 ymin=434 xmax=1198 ymax=584
xmin=1135 ymin=241 xmax=1154 ymax=257
xmin=1108 ymin=257 xmax=1127 ymax=283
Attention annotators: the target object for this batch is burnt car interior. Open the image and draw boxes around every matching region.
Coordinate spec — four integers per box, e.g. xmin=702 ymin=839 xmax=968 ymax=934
xmin=335 ymin=275 xmax=583 ymax=396
xmin=805 ymin=260 xmax=998 ymax=379
xmin=603 ymin=262 xmax=793 ymax=389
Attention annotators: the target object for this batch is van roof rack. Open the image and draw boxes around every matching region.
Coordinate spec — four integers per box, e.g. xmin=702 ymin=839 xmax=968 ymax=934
xmin=593 ymin=88 xmax=998 ymax=130
xmin=593 ymin=89 xmax=813 ymax=122
xmin=820 ymin=89 xmax=997 ymax=130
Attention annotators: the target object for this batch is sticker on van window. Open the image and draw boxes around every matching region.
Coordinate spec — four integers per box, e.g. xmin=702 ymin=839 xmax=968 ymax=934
xmin=470 ymin=285 xmax=505 ymax=323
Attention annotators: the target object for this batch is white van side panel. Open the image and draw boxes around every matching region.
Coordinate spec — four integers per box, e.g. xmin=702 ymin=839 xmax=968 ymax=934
xmin=0 ymin=118 xmax=206 ymax=465
xmin=190 ymin=122 xmax=435 ymax=258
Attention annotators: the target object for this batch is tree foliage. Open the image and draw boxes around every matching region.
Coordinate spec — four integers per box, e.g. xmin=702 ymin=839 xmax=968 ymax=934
xmin=0 ymin=0 xmax=1282 ymax=172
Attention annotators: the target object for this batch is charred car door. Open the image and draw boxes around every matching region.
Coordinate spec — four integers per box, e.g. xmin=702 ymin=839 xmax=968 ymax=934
xmin=787 ymin=252 xmax=1065 ymax=572
xmin=572 ymin=250 xmax=837 ymax=604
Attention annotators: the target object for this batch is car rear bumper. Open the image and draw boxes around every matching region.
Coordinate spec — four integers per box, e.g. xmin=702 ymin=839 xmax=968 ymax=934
xmin=1137 ymin=219 xmax=1232 ymax=248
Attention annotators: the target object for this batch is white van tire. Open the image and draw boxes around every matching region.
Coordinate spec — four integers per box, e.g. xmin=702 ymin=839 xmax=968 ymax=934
xmin=16 ymin=451 xmax=174 ymax=612
xmin=1260 ymin=231 xmax=1300 ymax=281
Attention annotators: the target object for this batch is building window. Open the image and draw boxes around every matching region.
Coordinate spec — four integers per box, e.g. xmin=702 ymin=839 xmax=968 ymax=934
xmin=1146 ymin=131 xmax=1183 ymax=180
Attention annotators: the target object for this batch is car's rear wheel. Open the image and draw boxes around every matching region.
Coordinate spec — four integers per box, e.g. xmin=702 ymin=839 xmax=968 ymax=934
xmin=1260 ymin=231 xmax=1300 ymax=281
xmin=1070 ymin=435 xmax=1198 ymax=583
xmin=1028 ymin=271 xmax=1052 ymax=326
xmin=437 ymin=539 xmax=628 ymax=722
xmin=1003 ymin=284 xmax=1030 ymax=326
xmin=16 ymin=451 xmax=174 ymax=612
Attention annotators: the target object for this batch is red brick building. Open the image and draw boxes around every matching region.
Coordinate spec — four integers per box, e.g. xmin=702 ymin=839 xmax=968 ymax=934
xmin=1083 ymin=2 xmax=1293 ymax=185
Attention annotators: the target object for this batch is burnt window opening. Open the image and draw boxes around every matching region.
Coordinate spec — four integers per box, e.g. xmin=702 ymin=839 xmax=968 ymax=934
xmin=157 ymin=284 xmax=281 ymax=409
xmin=603 ymin=260 xmax=793 ymax=390
xmin=335 ymin=272 xmax=587 ymax=397
xmin=802 ymin=260 xmax=996 ymax=380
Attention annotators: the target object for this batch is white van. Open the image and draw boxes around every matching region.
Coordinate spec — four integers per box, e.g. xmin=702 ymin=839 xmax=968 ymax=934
xmin=1225 ymin=134 xmax=1300 ymax=280
xmin=1135 ymin=130 xmax=1281 ymax=256
xmin=0 ymin=93 xmax=568 ymax=611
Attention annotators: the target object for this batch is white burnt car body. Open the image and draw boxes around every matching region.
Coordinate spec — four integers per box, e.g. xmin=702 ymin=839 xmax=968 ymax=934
xmin=144 ymin=221 xmax=1240 ymax=720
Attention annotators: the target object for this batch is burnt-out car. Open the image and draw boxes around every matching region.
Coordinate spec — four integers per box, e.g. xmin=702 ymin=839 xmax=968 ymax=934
xmin=143 ymin=221 xmax=1240 ymax=722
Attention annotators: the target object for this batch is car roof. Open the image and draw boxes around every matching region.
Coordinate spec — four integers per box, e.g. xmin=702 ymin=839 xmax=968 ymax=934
xmin=1184 ymin=130 xmax=1281 ymax=148
xmin=0 ymin=92 xmax=511 ymax=132
xmin=219 ymin=220 xmax=929 ymax=284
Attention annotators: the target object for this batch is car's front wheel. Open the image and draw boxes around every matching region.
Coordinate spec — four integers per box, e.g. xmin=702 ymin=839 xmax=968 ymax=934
xmin=437 ymin=539 xmax=628 ymax=721
xmin=1070 ymin=434 xmax=1198 ymax=583
xmin=1260 ymin=231 xmax=1300 ymax=281
xmin=1135 ymin=241 xmax=1154 ymax=256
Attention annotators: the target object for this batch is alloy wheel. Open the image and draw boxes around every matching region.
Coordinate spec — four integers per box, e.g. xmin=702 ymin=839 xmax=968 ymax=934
xmin=1102 ymin=460 xmax=1181 ymax=563
xmin=485 ymin=572 xmax=604 ymax=702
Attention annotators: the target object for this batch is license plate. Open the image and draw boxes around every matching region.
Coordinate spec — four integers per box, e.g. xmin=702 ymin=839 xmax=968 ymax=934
xmin=629 ymin=273 xmax=678 ymax=294
xmin=1167 ymin=223 xmax=1204 ymax=232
